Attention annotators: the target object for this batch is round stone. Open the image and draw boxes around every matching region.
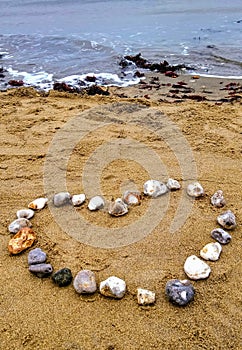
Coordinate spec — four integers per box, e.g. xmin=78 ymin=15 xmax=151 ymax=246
xmin=165 ymin=279 xmax=195 ymax=306
xmin=184 ymin=255 xmax=211 ymax=280
xmin=166 ymin=178 xmax=181 ymax=190
xmin=88 ymin=196 xmax=105 ymax=211
xmin=53 ymin=192 xmax=71 ymax=207
xmin=186 ymin=182 xmax=204 ymax=198
xmin=52 ymin=268 xmax=73 ymax=287
xmin=211 ymin=228 xmax=231 ymax=244
xmin=200 ymin=242 xmax=222 ymax=261
xmin=73 ymin=270 xmax=97 ymax=294
xmin=28 ymin=248 xmax=47 ymax=265
xmin=71 ymin=194 xmax=85 ymax=206
xmin=210 ymin=190 xmax=226 ymax=208
xmin=108 ymin=198 xmax=128 ymax=217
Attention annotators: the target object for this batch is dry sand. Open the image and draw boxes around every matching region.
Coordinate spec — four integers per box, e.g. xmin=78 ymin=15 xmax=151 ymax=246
xmin=0 ymin=73 xmax=241 ymax=350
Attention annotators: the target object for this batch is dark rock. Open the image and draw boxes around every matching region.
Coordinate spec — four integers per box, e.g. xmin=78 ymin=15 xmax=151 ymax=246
xmin=52 ymin=268 xmax=73 ymax=287
xmin=85 ymin=75 xmax=96 ymax=82
xmin=165 ymin=279 xmax=195 ymax=306
xmin=211 ymin=228 xmax=232 ymax=244
xmin=83 ymin=85 xmax=109 ymax=96
xmin=53 ymin=82 xmax=79 ymax=93
xmin=28 ymin=248 xmax=47 ymax=265
xmin=8 ymin=80 xmax=24 ymax=86
xmin=29 ymin=263 xmax=53 ymax=278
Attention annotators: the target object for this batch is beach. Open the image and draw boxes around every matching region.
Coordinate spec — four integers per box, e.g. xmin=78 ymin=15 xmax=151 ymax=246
xmin=0 ymin=73 xmax=241 ymax=349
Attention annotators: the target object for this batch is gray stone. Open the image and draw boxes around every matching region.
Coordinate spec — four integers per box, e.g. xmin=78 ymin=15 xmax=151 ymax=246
xmin=211 ymin=228 xmax=232 ymax=244
xmin=165 ymin=279 xmax=195 ymax=306
xmin=28 ymin=248 xmax=47 ymax=265
xmin=73 ymin=270 xmax=97 ymax=294
xmin=29 ymin=263 xmax=53 ymax=278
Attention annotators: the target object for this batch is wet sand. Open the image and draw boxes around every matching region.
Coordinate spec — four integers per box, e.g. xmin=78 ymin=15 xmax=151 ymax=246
xmin=0 ymin=74 xmax=241 ymax=350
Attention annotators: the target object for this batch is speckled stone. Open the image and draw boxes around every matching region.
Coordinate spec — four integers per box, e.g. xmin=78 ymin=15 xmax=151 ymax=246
xmin=28 ymin=248 xmax=47 ymax=265
xmin=211 ymin=228 xmax=232 ymax=244
xmin=137 ymin=288 xmax=156 ymax=305
xmin=52 ymin=268 xmax=73 ymax=287
xmin=217 ymin=210 xmax=236 ymax=230
xmin=165 ymin=279 xmax=195 ymax=306
xmin=29 ymin=263 xmax=53 ymax=278
xmin=166 ymin=178 xmax=181 ymax=190
xmin=186 ymin=182 xmax=204 ymax=198
xmin=143 ymin=180 xmax=168 ymax=198
xmin=73 ymin=270 xmax=97 ymax=294
xmin=210 ymin=190 xmax=226 ymax=208
xmin=8 ymin=218 xmax=32 ymax=234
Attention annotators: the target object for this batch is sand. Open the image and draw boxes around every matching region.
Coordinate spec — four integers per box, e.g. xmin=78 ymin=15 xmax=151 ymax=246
xmin=0 ymin=74 xmax=241 ymax=350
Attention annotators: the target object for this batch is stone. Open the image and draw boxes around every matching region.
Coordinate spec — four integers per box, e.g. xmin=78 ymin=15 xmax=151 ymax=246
xmin=88 ymin=196 xmax=105 ymax=211
xmin=165 ymin=279 xmax=195 ymax=306
xmin=184 ymin=255 xmax=211 ymax=280
xmin=211 ymin=190 xmax=226 ymax=208
xmin=200 ymin=242 xmax=222 ymax=261
xmin=8 ymin=227 xmax=37 ymax=255
xmin=71 ymin=194 xmax=86 ymax=206
xmin=28 ymin=248 xmax=47 ymax=265
xmin=99 ymin=276 xmax=126 ymax=299
xmin=53 ymin=192 xmax=71 ymax=207
xmin=217 ymin=210 xmax=236 ymax=230
xmin=16 ymin=209 xmax=35 ymax=219
xmin=166 ymin=178 xmax=181 ymax=190
xmin=143 ymin=180 xmax=168 ymax=198
xmin=186 ymin=182 xmax=204 ymax=198
xmin=122 ymin=190 xmax=141 ymax=206
xmin=211 ymin=228 xmax=231 ymax=244
xmin=108 ymin=198 xmax=128 ymax=217
xmin=137 ymin=288 xmax=155 ymax=305
xmin=73 ymin=270 xmax=97 ymax=294
xmin=8 ymin=218 xmax=32 ymax=234
xmin=29 ymin=263 xmax=53 ymax=278
xmin=28 ymin=197 xmax=48 ymax=210
xmin=52 ymin=268 xmax=73 ymax=287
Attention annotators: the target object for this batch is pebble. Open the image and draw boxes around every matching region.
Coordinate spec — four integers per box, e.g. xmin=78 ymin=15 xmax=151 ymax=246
xmin=52 ymin=268 xmax=73 ymax=287
xmin=211 ymin=228 xmax=231 ymax=244
xmin=8 ymin=227 xmax=37 ymax=255
xmin=166 ymin=178 xmax=181 ymax=190
xmin=184 ymin=255 xmax=211 ymax=280
xmin=8 ymin=218 xmax=32 ymax=234
xmin=99 ymin=276 xmax=126 ymax=299
xmin=71 ymin=194 xmax=86 ymax=206
xmin=165 ymin=279 xmax=195 ymax=306
xmin=122 ymin=190 xmax=141 ymax=206
xmin=73 ymin=270 xmax=97 ymax=294
xmin=28 ymin=197 xmax=48 ymax=210
xmin=211 ymin=190 xmax=226 ymax=208
xmin=16 ymin=209 xmax=35 ymax=219
xmin=217 ymin=210 xmax=236 ymax=230
xmin=200 ymin=242 xmax=222 ymax=261
xmin=143 ymin=180 xmax=168 ymax=198
xmin=53 ymin=192 xmax=71 ymax=207
xmin=28 ymin=248 xmax=47 ymax=265
xmin=88 ymin=196 xmax=105 ymax=211
xmin=29 ymin=263 xmax=53 ymax=278
xmin=186 ymin=182 xmax=204 ymax=198
xmin=137 ymin=288 xmax=155 ymax=305
xmin=108 ymin=198 xmax=128 ymax=217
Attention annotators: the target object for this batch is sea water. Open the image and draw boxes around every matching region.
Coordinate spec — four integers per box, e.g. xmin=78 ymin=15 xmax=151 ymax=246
xmin=0 ymin=0 xmax=241 ymax=89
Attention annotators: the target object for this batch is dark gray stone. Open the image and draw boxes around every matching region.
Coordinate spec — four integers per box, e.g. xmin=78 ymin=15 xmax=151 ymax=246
xmin=52 ymin=268 xmax=73 ymax=287
xmin=211 ymin=228 xmax=232 ymax=244
xmin=165 ymin=279 xmax=195 ymax=306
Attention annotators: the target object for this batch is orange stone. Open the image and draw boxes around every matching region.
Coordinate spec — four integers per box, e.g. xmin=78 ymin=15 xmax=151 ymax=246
xmin=8 ymin=227 xmax=37 ymax=255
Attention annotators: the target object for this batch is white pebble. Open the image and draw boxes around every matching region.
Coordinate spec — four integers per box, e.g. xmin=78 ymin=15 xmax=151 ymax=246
xmin=166 ymin=178 xmax=181 ymax=190
xmin=211 ymin=190 xmax=226 ymax=208
xmin=99 ymin=276 xmax=126 ymax=299
xmin=88 ymin=196 xmax=105 ymax=211
xmin=200 ymin=242 xmax=222 ymax=261
xmin=108 ymin=198 xmax=128 ymax=217
xmin=17 ymin=209 xmax=35 ymax=219
xmin=187 ymin=182 xmax=204 ymax=197
xmin=28 ymin=197 xmax=48 ymax=210
xmin=184 ymin=255 xmax=211 ymax=280
xmin=137 ymin=288 xmax=155 ymax=305
xmin=71 ymin=194 xmax=86 ymax=206
xmin=143 ymin=180 xmax=168 ymax=198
